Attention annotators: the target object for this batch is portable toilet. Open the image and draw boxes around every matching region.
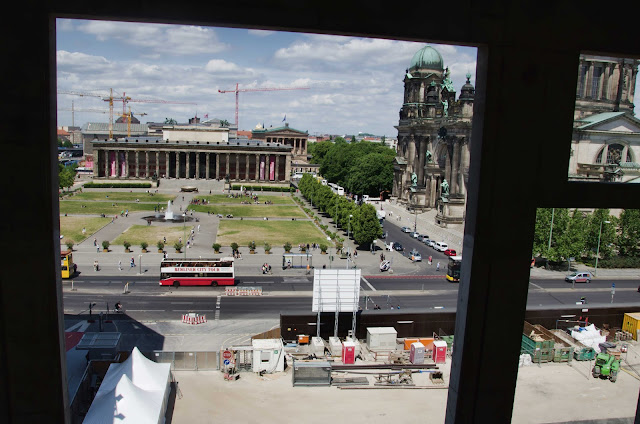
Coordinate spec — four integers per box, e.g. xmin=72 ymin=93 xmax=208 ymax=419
xmin=433 ymin=340 xmax=447 ymax=364
xmin=342 ymin=341 xmax=356 ymax=364
xmin=410 ymin=342 xmax=425 ymax=364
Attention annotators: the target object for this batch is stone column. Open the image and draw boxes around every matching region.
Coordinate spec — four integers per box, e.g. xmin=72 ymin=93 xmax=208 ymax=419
xmin=245 ymin=154 xmax=250 ymax=180
xmin=284 ymin=154 xmax=291 ymax=182
xmin=451 ymin=140 xmax=460 ymax=194
xmin=225 ymin=153 xmax=230 ymax=179
xmin=145 ymin=151 xmax=149 ymax=178
xmin=275 ymin=155 xmax=280 ymax=181
xmin=205 ymin=153 xmax=210 ymax=179
xmin=155 ymin=152 xmax=159 ymax=179
xmin=104 ymin=150 xmax=109 ymax=178
xmin=135 ymin=150 xmax=140 ymax=178
xmin=176 ymin=152 xmax=181 ymax=179
xmin=186 ymin=152 xmax=191 ymax=179
xmin=215 ymin=153 xmax=220 ymax=179
xmin=235 ymin=154 xmax=240 ymax=179
xmin=165 ymin=152 xmax=169 ymax=178
xmin=115 ymin=150 xmax=120 ymax=178
xmin=125 ymin=151 xmax=130 ymax=178
xmin=195 ymin=152 xmax=200 ymax=179
xmin=418 ymin=137 xmax=426 ymax=185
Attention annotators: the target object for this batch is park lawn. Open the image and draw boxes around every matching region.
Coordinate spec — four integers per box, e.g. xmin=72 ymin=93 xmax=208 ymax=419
xmin=193 ymin=194 xmax=293 ymax=205
xmin=190 ymin=204 xmax=305 ymax=218
xmin=216 ymin=220 xmax=329 ymax=246
xmin=69 ymin=192 xmax=175 ymax=202
xmin=60 ymin=216 xmax=111 ymax=245
xmin=59 ymin=201 xmax=156 ymax=215
xmin=112 ymin=225 xmax=194 ymax=247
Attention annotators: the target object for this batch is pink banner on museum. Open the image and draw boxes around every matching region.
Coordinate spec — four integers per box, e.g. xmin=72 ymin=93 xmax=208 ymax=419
xmin=109 ymin=151 xmax=116 ymax=177
xmin=269 ymin=155 xmax=275 ymax=181
xmin=119 ymin=152 xmax=126 ymax=177
xmin=259 ymin=156 xmax=265 ymax=180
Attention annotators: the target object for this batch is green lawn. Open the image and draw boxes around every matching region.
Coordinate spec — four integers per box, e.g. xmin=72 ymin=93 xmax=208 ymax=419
xmin=112 ymin=225 xmax=194 ymax=247
xmin=190 ymin=204 xmax=305 ymax=218
xmin=216 ymin=220 xmax=329 ymax=246
xmin=59 ymin=201 xmax=157 ymax=215
xmin=69 ymin=192 xmax=176 ymax=202
xmin=60 ymin=216 xmax=111 ymax=245
xmin=193 ymin=194 xmax=294 ymax=205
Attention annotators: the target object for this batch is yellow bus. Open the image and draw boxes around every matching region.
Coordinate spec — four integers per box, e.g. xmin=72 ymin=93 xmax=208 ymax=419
xmin=446 ymin=255 xmax=462 ymax=282
xmin=61 ymin=250 xmax=76 ymax=279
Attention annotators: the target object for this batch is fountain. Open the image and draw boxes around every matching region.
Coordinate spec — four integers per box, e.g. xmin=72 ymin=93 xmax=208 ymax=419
xmin=165 ymin=200 xmax=174 ymax=220
xmin=142 ymin=199 xmax=197 ymax=223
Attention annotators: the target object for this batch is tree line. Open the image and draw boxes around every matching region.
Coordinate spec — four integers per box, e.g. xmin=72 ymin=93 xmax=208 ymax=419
xmin=533 ymin=208 xmax=640 ymax=267
xmin=298 ymin=174 xmax=381 ymax=248
xmin=308 ymin=138 xmax=395 ymax=196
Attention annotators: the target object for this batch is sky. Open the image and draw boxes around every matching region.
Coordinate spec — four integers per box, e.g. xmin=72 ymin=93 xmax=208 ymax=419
xmin=55 ymin=19 xmax=478 ymax=136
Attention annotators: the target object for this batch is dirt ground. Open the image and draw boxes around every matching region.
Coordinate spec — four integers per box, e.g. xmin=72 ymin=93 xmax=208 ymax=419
xmin=171 ymin=346 xmax=640 ymax=424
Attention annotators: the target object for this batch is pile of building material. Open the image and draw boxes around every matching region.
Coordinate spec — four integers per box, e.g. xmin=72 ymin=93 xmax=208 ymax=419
xmin=550 ymin=328 xmax=597 ymax=361
xmin=571 ymin=324 xmax=607 ymax=353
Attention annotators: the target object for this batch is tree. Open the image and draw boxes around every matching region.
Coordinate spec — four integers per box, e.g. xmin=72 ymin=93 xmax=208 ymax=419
xmin=346 ymin=152 xmax=394 ymax=196
xmin=555 ymin=209 xmax=587 ymax=261
xmin=618 ymin=209 xmax=640 ymax=256
xmin=352 ymin=203 xmax=381 ymax=247
xmin=584 ymin=209 xmax=616 ymax=258
xmin=308 ymin=140 xmax=333 ymax=164
xmin=58 ymin=163 xmax=77 ymax=191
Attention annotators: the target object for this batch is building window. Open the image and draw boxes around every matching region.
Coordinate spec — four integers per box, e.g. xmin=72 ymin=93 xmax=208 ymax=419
xmin=591 ymin=66 xmax=603 ymax=99
xmin=578 ymin=65 xmax=588 ymax=97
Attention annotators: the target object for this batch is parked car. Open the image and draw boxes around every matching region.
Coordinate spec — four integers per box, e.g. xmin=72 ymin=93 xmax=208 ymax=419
xmin=423 ymin=238 xmax=433 ymax=246
xmin=434 ymin=242 xmax=449 ymax=252
xmin=444 ymin=249 xmax=457 ymax=256
xmin=393 ymin=242 xmax=404 ymax=251
xmin=425 ymin=239 xmax=435 ymax=247
xmin=565 ymin=272 xmax=591 ymax=283
xmin=412 ymin=232 xmax=421 ymax=239
xmin=410 ymin=249 xmax=422 ymax=261
xmin=401 ymin=226 xmax=411 ymax=233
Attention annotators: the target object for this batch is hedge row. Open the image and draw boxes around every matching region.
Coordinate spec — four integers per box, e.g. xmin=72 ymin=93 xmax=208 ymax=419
xmin=231 ymin=185 xmax=294 ymax=192
xmin=84 ymin=182 xmax=152 ymax=188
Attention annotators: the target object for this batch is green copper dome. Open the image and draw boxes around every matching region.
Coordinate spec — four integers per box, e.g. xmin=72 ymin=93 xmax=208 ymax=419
xmin=409 ymin=46 xmax=444 ymax=72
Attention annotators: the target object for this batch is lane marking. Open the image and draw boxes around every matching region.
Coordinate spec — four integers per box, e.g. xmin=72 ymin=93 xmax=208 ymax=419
xmin=170 ymin=302 xmax=192 ymax=304
xmin=126 ymin=309 xmax=166 ymax=312
xmin=361 ymin=277 xmax=376 ymax=292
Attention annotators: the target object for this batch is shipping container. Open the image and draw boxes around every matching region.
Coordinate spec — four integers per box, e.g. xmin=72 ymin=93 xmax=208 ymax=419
xmin=403 ymin=337 xmax=434 ymax=351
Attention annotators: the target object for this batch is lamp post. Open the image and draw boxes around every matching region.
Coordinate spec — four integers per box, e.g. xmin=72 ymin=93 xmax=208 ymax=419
xmin=348 ymin=214 xmax=353 ymax=239
xmin=182 ymin=212 xmax=187 ymax=259
xmin=594 ymin=219 xmax=611 ymax=276
xmin=327 ymin=236 xmax=332 ymax=269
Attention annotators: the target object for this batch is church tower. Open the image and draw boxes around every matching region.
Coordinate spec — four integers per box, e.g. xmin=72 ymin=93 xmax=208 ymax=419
xmin=393 ymin=46 xmax=474 ymax=226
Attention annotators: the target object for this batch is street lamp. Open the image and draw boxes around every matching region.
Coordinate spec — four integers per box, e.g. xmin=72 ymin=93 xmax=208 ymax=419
xmin=182 ymin=212 xmax=187 ymax=259
xmin=594 ymin=219 xmax=611 ymax=276
xmin=348 ymin=214 xmax=353 ymax=239
xmin=327 ymin=236 xmax=332 ymax=269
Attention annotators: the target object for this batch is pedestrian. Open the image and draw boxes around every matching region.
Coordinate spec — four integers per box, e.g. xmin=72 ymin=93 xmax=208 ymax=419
xmin=82 ymin=227 xmax=86 ymax=235
xmin=118 ymin=260 xmax=122 ymax=271
xmin=163 ymin=236 xmax=166 ymax=244
xmin=130 ymin=257 xmax=135 ymax=268
xmin=93 ymin=260 xmax=99 ymax=271
xmin=182 ymin=196 xmax=184 ymax=201
xmin=94 ymin=238 xmax=97 ymax=247
xmin=436 ymin=262 xmax=440 ymax=272
xmin=97 ymin=245 xmax=100 ymax=253
xmin=428 ymin=255 xmax=432 ymax=265
xmin=197 ymin=224 xmax=201 ymax=232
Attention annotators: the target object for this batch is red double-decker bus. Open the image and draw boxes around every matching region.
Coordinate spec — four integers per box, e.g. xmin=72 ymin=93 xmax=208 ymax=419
xmin=159 ymin=258 xmax=235 ymax=287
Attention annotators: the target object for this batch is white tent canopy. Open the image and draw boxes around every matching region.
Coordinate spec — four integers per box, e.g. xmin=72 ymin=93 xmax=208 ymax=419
xmin=83 ymin=347 xmax=171 ymax=424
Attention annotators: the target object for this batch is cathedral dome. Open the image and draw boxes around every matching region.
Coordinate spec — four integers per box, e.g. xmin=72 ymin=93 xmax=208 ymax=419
xmin=409 ymin=46 xmax=444 ymax=72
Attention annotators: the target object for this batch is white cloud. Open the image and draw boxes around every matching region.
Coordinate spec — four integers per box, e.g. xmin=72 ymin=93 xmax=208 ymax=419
xmin=57 ymin=50 xmax=112 ymax=72
xmin=76 ymin=21 xmax=228 ymax=55
xmin=248 ymin=29 xmax=275 ymax=37
xmin=205 ymin=59 xmax=240 ymax=73
xmin=57 ymin=19 xmax=75 ymax=31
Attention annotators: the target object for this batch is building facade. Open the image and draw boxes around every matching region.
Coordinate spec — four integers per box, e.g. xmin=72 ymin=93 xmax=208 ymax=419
xmin=569 ymin=55 xmax=640 ymax=183
xmin=251 ymin=123 xmax=308 ymax=161
xmin=392 ymin=46 xmax=474 ymax=225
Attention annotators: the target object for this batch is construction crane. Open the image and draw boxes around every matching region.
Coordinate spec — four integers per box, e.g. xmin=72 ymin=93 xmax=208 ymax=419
xmin=218 ymin=83 xmax=309 ymax=129
xmin=57 ymin=88 xmax=196 ymax=138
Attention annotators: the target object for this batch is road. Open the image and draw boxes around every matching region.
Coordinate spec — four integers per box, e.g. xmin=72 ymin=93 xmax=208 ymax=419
xmin=62 ymin=275 xmax=640 ymax=321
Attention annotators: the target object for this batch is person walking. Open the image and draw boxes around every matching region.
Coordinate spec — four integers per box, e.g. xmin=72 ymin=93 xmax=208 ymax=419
xmin=118 ymin=260 xmax=122 ymax=271
xmin=130 ymin=257 xmax=135 ymax=268
xmin=436 ymin=262 xmax=440 ymax=272
xmin=428 ymin=255 xmax=432 ymax=265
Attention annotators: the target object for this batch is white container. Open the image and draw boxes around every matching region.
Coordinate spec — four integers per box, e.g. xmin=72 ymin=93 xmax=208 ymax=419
xmin=329 ymin=337 xmax=343 ymax=356
xmin=252 ymin=339 xmax=285 ymax=373
xmin=366 ymin=327 xmax=397 ymax=351
xmin=310 ymin=337 xmax=326 ymax=356
xmin=410 ymin=342 xmax=425 ymax=364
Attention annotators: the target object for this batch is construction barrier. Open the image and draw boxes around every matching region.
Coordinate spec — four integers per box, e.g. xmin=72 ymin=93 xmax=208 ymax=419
xmin=182 ymin=313 xmax=207 ymax=324
xmin=225 ymin=287 xmax=263 ymax=296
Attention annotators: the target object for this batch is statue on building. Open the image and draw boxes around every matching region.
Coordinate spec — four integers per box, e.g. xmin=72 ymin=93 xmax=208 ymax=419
xmin=442 ymin=100 xmax=449 ymax=117
xmin=426 ymin=150 xmax=433 ymax=163
xmin=442 ymin=67 xmax=455 ymax=92
xmin=441 ymin=179 xmax=449 ymax=198
xmin=411 ymin=172 xmax=418 ymax=187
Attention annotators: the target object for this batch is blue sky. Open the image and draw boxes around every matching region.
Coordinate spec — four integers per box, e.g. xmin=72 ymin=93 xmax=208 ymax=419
xmin=56 ymin=19 xmax=478 ymax=136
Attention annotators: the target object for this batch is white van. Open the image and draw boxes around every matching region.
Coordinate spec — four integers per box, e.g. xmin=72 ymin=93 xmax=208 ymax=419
xmin=434 ymin=242 xmax=448 ymax=252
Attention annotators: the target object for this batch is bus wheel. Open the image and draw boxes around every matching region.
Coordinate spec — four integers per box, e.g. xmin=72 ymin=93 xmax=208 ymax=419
xmin=211 ymin=281 xmax=218 ymax=287
xmin=173 ymin=281 xmax=180 ymax=288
